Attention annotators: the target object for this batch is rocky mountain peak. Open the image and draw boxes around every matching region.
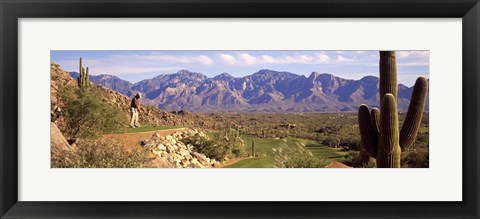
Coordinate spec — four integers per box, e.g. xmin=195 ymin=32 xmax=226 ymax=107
xmin=251 ymin=69 xmax=300 ymax=82
xmin=213 ymin=72 xmax=235 ymax=81
xmin=174 ymin=69 xmax=206 ymax=78
xmin=360 ymin=75 xmax=378 ymax=82
xmin=317 ymin=73 xmax=336 ymax=82
xmin=308 ymin=72 xmax=320 ymax=79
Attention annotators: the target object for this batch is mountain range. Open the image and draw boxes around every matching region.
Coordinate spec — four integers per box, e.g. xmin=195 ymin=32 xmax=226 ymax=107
xmin=69 ymin=69 xmax=429 ymax=112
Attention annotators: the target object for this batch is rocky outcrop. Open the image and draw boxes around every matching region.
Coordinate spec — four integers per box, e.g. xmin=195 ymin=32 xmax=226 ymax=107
xmin=141 ymin=129 xmax=219 ymax=168
xmin=51 ymin=122 xmax=78 ymax=164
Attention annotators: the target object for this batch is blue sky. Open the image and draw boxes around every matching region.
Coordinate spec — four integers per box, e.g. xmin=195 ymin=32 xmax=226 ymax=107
xmin=51 ymin=50 xmax=429 ymax=86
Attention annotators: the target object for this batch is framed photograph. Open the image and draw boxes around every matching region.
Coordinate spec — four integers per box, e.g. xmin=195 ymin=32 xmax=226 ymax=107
xmin=1 ymin=0 xmax=479 ymax=218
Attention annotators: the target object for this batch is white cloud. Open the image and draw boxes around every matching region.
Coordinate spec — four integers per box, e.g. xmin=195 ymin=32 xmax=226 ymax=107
xmin=398 ymin=51 xmax=410 ymax=58
xmin=215 ymin=52 xmax=334 ymax=66
xmin=299 ymin=55 xmax=315 ymax=63
xmin=222 ymin=52 xmax=329 ymax=65
xmin=336 ymin=55 xmax=355 ymax=63
xmin=314 ymin=52 xmax=330 ymax=63
xmin=219 ymin=54 xmax=237 ymax=65
xmin=397 ymin=51 xmax=429 ymax=59
xmin=261 ymin=55 xmax=276 ymax=63
xmin=396 ymin=51 xmax=429 ymax=66
xmin=283 ymin=55 xmax=314 ymax=64
xmin=238 ymin=53 xmax=257 ymax=65
xmin=197 ymin=55 xmax=214 ymax=65
xmin=397 ymin=62 xmax=430 ymax=67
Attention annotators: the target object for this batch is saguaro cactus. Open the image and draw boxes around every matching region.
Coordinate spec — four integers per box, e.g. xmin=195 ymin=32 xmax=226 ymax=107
xmin=251 ymin=138 xmax=256 ymax=157
xmin=78 ymin=57 xmax=90 ymax=88
xmin=358 ymin=51 xmax=428 ymax=168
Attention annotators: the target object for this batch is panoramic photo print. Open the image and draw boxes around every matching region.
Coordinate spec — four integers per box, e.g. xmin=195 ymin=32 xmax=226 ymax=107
xmin=50 ymin=50 xmax=429 ymax=168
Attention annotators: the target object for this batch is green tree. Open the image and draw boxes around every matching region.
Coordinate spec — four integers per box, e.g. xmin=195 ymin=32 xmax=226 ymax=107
xmin=59 ymin=86 xmax=127 ymax=138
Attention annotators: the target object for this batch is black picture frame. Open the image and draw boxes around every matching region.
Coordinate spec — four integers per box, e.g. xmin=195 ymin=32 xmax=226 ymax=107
xmin=1 ymin=0 xmax=479 ymax=218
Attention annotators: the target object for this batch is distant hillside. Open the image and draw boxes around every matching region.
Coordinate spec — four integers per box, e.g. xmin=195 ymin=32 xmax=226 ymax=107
xmin=69 ymin=72 xmax=134 ymax=96
xmin=70 ymin=69 xmax=429 ymax=113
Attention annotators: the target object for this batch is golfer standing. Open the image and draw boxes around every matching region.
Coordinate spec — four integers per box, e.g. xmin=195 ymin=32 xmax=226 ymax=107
xmin=130 ymin=93 xmax=142 ymax=128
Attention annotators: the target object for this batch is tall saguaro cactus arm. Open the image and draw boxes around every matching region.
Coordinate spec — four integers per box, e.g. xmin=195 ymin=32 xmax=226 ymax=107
xmin=377 ymin=94 xmax=402 ymax=168
xmin=79 ymin=57 xmax=82 ymax=75
xmin=379 ymin=51 xmax=398 ymax=104
xmin=251 ymin=138 xmax=256 ymax=157
xmin=379 ymin=94 xmax=400 ymax=154
xmin=400 ymin=77 xmax=428 ymax=150
xmin=371 ymin=108 xmax=380 ymax=134
xmin=86 ymin=67 xmax=90 ymax=87
xmin=358 ymin=105 xmax=378 ymax=158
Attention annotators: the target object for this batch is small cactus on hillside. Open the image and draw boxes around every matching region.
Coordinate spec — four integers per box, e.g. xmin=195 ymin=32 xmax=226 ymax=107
xmin=251 ymin=138 xmax=256 ymax=157
xmin=358 ymin=51 xmax=428 ymax=168
xmin=78 ymin=57 xmax=90 ymax=89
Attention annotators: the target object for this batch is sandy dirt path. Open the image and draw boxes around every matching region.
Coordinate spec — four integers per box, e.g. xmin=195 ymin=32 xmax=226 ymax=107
xmin=217 ymin=157 xmax=250 ymax=168
xmin=325 ymin=161 xmax=352 ymax=168
xmin=102 ymin=128 xmax=187 ymax=151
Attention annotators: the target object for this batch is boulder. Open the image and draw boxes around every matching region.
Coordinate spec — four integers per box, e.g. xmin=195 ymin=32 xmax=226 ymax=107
xmin=166 ymin=145 xmax=175 ymax=153
xmin=50 ymin=122 xmax=77 ymax=164
xmin=190 ymin=158 xmax=205 ymax=168
xmin=183 ymin=154 xmax=192 ymax=161
xmin=178 ymin=148 xmax=190 ymax=157
xmin=157 ymin=144 xmax=166 ymax=150
xmin=137 ymin=129 xmax=217 ymax=168
xmin=192 ymin=152 xmax=210 ymax=166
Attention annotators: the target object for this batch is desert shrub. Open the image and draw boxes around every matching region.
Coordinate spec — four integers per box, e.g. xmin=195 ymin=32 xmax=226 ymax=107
xmin=339 ymin=135 xmax=361 ymax=151
xmin=230 ymin=139 xmax=247 ymax=158
xmin=59 ymin=86 xmax=127 ymax=138
xmin=52 ymin=140 xmax=151 ymax=168
xmin=401 ymin=149 xmax=429 ymax=168
xmin=273 ymin=139 xmax=329 ymax=168
xmin=361 ymin=159 xmax=376 ymax=168
xmin=283 ymin=154 xmax=329 ymax=168
xmin=340 ymin=151 xmax=360 ymax=166
xmin=322 ymin=136 xmax=339 ymax=148
xmin=415 ymin=132 xmax=429 ymax=148
xmin=181 ymin=135 xmax=227 ymax=161
xmin=180 ymin=134 xmax=245 ymax=161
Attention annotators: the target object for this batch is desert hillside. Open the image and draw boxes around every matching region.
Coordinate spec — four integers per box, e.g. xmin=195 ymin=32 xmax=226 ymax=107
xmin=51 ymin=62 xmax=188 ymax=128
